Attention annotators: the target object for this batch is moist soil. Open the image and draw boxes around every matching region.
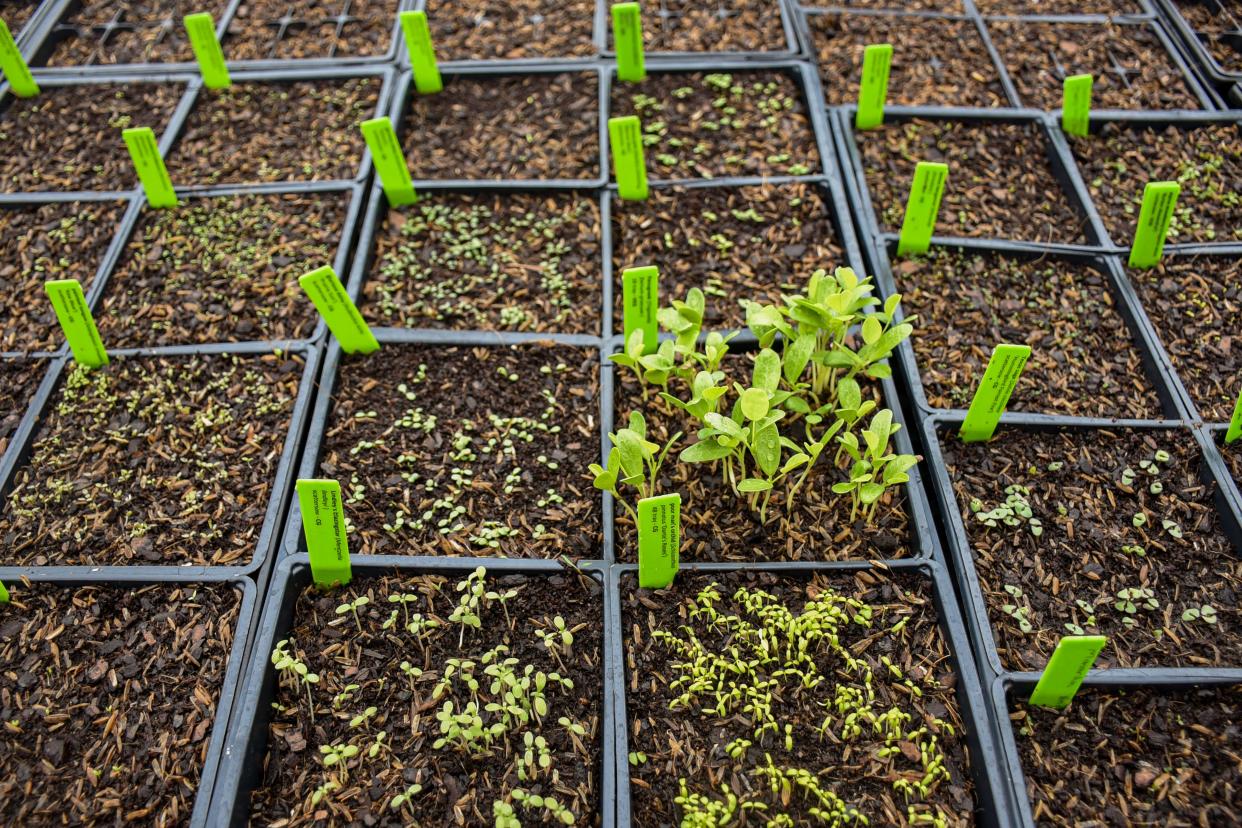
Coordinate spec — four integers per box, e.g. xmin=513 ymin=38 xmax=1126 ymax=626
xmin=0 ymin=201 xmax=127 ymax=352
xmin=96 ymin=191 xmax=351 ymax=347
xmin=165 ymin=78 xmax=378 ymax=185
xmin=861 ymin=119 xmax=1088 ymax=244
xmin=249 ymin=570 xmax=604 ymax=826
xmin=362 ymin=191 xmax=602 ymax=334
xmin=427 ymin=0 xmax=596 ymax=59
xmin=1070 ymin=122 xmax=1242 ymax=246
xmin=1175 ymin=1 xmax=1242 ymax=74
xmin=0 ymin=359 xmax=47 ymax=458
xmin=941 ymin=427 xmax=1242 ymax=672
xmin=1126 ymin=254 xmax=1241 ymax=421
xmin=1 ymin=0 xmax=41 ymax=33
xmin=896 ymin=248 xmax=1164 ymax=419
xmin=0 ymin=581 xmax=241 ymax=825
xmin=40 ymin=0 xmax=227 ymax=66
xmin=623 ymin=569 xmax=977 ymax=826
xmin=399 ymin=73 xmax=600 ymax=181
xmin=0 ymin=352 xmax=303 ymax=567
xmin=607 ymin=0 xmax=787 ymax=53
xmin=610 ymin=71 xmax=819 ymax=180
xmin=316 ymin=344 xmax=602 ymax=559
xmin=988 ymin=20 xmax=1202 ymax=110
xmin=0 ymin=82 xmax=183 ymax=193
xmin=809 ymin=13 xmax=1007 ymax=108
xmin=610 ymin=182 xmax=845 ymax=333
xmin=1010 ymin=685 xmax=1242 ymax=825
xmin=977 ymin=0 xmax=1141 ymax=11
xmin=222 ymin=0 xmax=400 ymax=61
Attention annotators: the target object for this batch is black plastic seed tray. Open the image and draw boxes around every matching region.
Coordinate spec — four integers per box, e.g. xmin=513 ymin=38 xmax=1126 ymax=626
xmin=1155 ymin=0 xmax=1242 ymax=89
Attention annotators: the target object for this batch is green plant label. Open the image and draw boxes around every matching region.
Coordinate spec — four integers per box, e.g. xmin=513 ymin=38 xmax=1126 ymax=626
xmin=855 ymin=43 xmax=892 ymax=131
xmin=1227 ymin=388 xmax=1242 ymax=444
xmin=1028 ymin=635 xmax=1106 ymax=709
xmin=1061 ymin=73 xmax=1091 ymax=137
xmin=1128 ymin=181 xmax=1180 ymax=269
xmin=638 ymin=493 xmax=680 ymax=589
xmin=622 ymin=265 xmax=658 ymax=355
xmin=613 ymin=2 xmax=645 ymax=83
xmin=45 ymin=279 xmax=108 ymax=368
xmin=0 ymin=18 xmax=37 ymax=98
xmin=896 ymin=161 xmax=947 ymax=257
xmin=0 ymin=579 xmax=8 ymax=603
xmin=122 ymin=127 xmax=177 ymax=209
xmin=400 ymin=11 xmax=442 ymax=95
xmin=609 ymin=115 xmax=649 ymax=201
xmin=960 ymin=343 xmax=1030 ymax=443
xmin=297 ymin=479 xmax=352 ymax=588
xmin=361 ymin=117 xmax=417 ymax=206
xmin=184 ymin=13 xmax=230 ymax=89
xmin=299 ymin=266 xmax=380 ymax=355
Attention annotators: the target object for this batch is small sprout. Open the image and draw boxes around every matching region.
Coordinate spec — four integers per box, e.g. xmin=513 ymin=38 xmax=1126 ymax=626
xmin=1182 ymin=605 xmax=1218 ymax=624
xmin=628 ymin=751 xmax=648 ymax=765
xmin=1132 ymin=512 xmax=1147 ymax=528
xmin=335 ymin=595 xmax=371 ymax=633
xmin=1120 ymin=468 xmax=1136 ymax=487
xmin=1150 ymin=481 xmax=1164 ymax=495
xmin=390 ymin=782 xmax=423 ymax=810
xmin=1154 ymin=450 xmax=1171 ymax=464
xmin=1162 ymin=519 xmax=1183 ymax=539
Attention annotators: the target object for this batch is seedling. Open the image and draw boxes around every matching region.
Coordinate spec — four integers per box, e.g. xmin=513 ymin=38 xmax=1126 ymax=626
xmin=1181 ymin=604 xmax=1218 ymax=624
xmin=335 ymin=595 xmax=371 ymax=633
xmin=590 ymin=412 xmax=681 ymax=522
xmin=833 ymin=409 xmax=919 ymax=523
xmin=272 ymin=639 xmax=320 ymax=719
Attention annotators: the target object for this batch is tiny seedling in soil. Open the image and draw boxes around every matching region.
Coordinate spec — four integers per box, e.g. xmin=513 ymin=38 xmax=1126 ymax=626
xmin=222 ymin=0 xmax=401 ymax=60
xmin=0 ymin=359 xmax=50 ymax=457
xmin=624 ymin=569 xmax=977 ymax=826
xmin=1010 ymin=685 xmax=1242 ymax=825
xmin=0 ymin=582 xmax=241 ymax=824
xmin=251 ymin=569 xmax=603 ymax=826
xmin=96 ymin=192 xmax=349 ymax=347
xmin=895 ymin=248 xmax=1163 ymax=419
xmin=944 ymin=428 xmax=1241 ymax=672
xmin=39 ymin=0 xmax=225 ymax=66
xmin=317 ymin=344 xmax=601 ymax=558
xmin=427 ymin=0 xmax=596 ymax=59
xmin=1071 ymin=123 xmax=1241 ymax=245
xmin=610 ymin=71 xmax=819 ymax=180
xmin=365 ymin=192 xmax=601 ymax=334
xmin=0 ymin=82 xmax=184 ymax=192
xmin=607 ymin=0 xmax=787 ymax=52
xmin=0 ymin=353 xmax=302 ymax=567
xmin=165 ymin=79 xmax=379 ymax=185
xmin=1174 ymin=1 xmax=1242 ymax=73
xmin=611 ymin=182 xmax=845 ymax=332
xmin=861 ymin=119 xmax=1088 ymax=244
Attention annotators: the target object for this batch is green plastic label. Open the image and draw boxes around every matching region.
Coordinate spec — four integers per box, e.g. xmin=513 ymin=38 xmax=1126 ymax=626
xmin=1061 ymin=73 xmax=1092 ymax=137
xmin=401 ymin=11 xmax=442 ymax=95
xmin=896 ymin=161 xmax=947 ymax=257
xmin=299 ymin=266 xmax=380 ymax=355
xmin=960 ymin=343 xmax=1030 ymax=443
xmin=0 ymin=18 xmax=37 ymax=98
xmin=1028 ymin=635 xmax=1106 ymax=709
xmin=622 ymin=265 xmax=658 ymax=355
xmin=361 ymin=117 xmax=416 ymax=206
xmin=1227 ymin=388 xmax=1242 ymax=444
xmin=1128 ymin=181 xmax=1180 ymax=269
xmin=0 ymin=579 xmax=8 ymax=603
xmin=638 ymin=493 xmax=680 ymax=589
xmin=184 ymin=13 xmax=230 ymax=89
xmin=856 ymin=43 xmax=892 ymax=131
xmin=123 ymin=127 xmax=177 ymax=209
xmin=613 ymin=2 xmax=645 ymax=83
xmin=609 ymin=115 xmax=648 ymax=201
xmin=297 ymin=479 xmax=352 ymax=588
xmin=45 ymin=279 xmax=108 ymax=368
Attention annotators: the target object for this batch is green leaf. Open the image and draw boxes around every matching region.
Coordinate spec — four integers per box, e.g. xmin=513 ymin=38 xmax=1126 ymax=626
xmin=752 ymin=348 xmax=781 ymax=392
xmin=864 ymin=362 xmax=892 ymax=379
xmin=738 ymin=478 xmax=773 ymax=493
xmin=626 ymin=328 xmax=646 ymax=359
xmin=628 ymin=411 xmax=647 ymax=439
xmin=781 ymin=454 xmax=809 ymax=474
xmin=740 ymin=388 xmax=769 ymax=421
xmin=704 ymin=412 xmax=744 ymax=438
xmin=837 ymin=377 xmax=862 ymax=413
xmin=883 ymin=293 xmax=901 ymax=319
xmin=861 ymin=316 xmax=882 ymax=345
xmin=680 ymin=440 xmax=735 ymax=463
xmin=859 ymin=482 xmax=886 ymax=505
xmin=616 ymin=429 xmax=645 ymax=480
xmin=753 ymin=424 xmax=780 ymax=476
xmin=783 ymin=334 xmax=815 ymax=383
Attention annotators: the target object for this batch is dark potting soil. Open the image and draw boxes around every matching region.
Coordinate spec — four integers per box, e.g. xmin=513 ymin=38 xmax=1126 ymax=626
xmin=988 ymin=20 xmax=1202 ymax=110
xmin=809 ymin=13 xmax=1007 ymax=108
xmin=896 ymin=248 xmax=1164 ymax=419
xmin=40 ymin=0 xmax=227 ymax=66
xmin=95 ymin=191 xmax=351 ymax=347
xmin=0 ymin=359 xmax=46 ymax=458
xmin=835 ymin=0 xmax=962 ymax=9
xmin=362 ymin=191 xmax=602 ymax=335
xmin=607 ymin=0 xmax=786 ymax=53
xmin=399 ymin=73 xmax=600 ymax=181
xmin=860 ymin=119 xmax=1088 ymax=244
xmin=1070 ymin=122 xmax=1242 ymax=246
xmin=610 ymin=182 xmax=844 ymax=333
xmin=0 ymin=82 xmax=183 ymax=193
xmin=977 ymin=0 xmax=1141 ymax=12
xmin=1010 ymin=685 xmax=1242 ymax=825
xmin=1126 ymin=254 xmax=1241 ymax=422
xmin=317 ymin=344 xmax=602 ymax=559
xmin=623 ymin=569 xmax=977 ymax=826
xmin=222 ymin=0 xmax=400 ymax=60
xmin=0 ymin=200 xmax=126 ymax=352
xmin=249 ymin=570 xmax=604 ymax=826
xmin=1175 ymin=1 xmax=1242 ymax=74
xmin=0 ymin=352 xmax=303 ymax=567
xmin=427 ymin=0 xmax=596 ymax=59
xmin=0 ymin=0 xmax=40 ymax=33
xmin=165 ymin=78 xmax=379 ymax=185
xmin=0 ymin=581 xmax=241 ymax=825
xmin=941 ymin=427 xmax=1242 ymax=672
xmin=610 ymin=71 xmax=819 ymax=180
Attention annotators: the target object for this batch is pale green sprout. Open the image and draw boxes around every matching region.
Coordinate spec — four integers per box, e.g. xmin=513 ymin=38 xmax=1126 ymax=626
xmin=390 ymin=782 xmax=423 ymax=812
xmin=1181 ymin=604 xmax=1218 ymax=624
xmin=335 ymin=595 xmax=370 ymax=633
xmin=589 ymin=412 xmax=681 ymax=522
xmin=272 ymin=639 xmax=320 ymax=720
xmin=319 ymin=742 xmax=360 ymax=781
xmin=833 ymin=408 xmax=919 ymax=522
